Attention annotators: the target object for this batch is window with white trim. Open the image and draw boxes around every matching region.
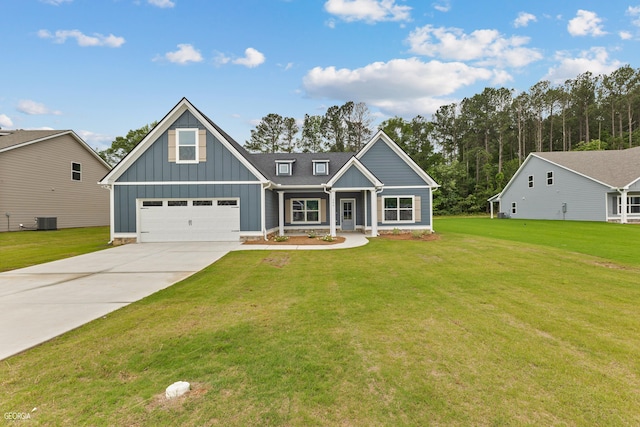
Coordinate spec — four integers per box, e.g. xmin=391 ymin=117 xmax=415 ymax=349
xmin=511 ymin=202 xmax=517 ymax=214
xmin=291 ymin=199 xmax=320 ymax=223
xmin=313 ymin=160 xmax=329 ymax=176
xmin=383 ymin=196 xmax=414 ymax=222
xmin=547 ymin=171 xmax=553 ymax=186
xmin=528 ymin=175 xmax=534 ymax=188
xmin=276 ymin=160 xmax=294 ymax=176
xmin=71 ymin=162 xmax=81 ymax=181
xmin=617 ymin=196 xmax=640 ymax=214
xmin=176 ymin=128 xmax=198 ymax=163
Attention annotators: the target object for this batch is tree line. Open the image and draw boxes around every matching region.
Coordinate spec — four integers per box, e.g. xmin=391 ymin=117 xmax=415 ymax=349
xmin=99 ymin=65 xmax=640 ymax=215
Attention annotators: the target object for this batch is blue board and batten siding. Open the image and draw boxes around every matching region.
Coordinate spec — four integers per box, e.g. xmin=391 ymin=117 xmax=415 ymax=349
xmin=359 ymin=138 xmax=433 ymax=227
xmin=114 ymin=111 xmax=262 ymax=234
xmin=500 ymin=156 xmax=609 ymax=221
xmin=359 ymin=138 xmax=426 ymax=186
xmin=333 ymin=166 xmax=375 ymax=189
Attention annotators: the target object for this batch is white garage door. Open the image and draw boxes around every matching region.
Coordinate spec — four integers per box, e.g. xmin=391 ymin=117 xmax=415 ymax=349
xmin=138 ymin=199 xmax=240 ymax=242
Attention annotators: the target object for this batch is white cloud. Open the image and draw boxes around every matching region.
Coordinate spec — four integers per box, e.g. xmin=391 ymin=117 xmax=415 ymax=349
xmin=16 ymin=100 xmax=62 ymax=116
xmin=37 ymin=29 xmax=125 ymax=47
xmin=627 ymin=6 xmax=640 ymax=27
xmin=40 ymin=0 xmax=72 ymax=5
xmin=514 ymin=12 xmax=536 ymax=28
xmin=302 ymin=57 xmax=493 ymax=116
xmin=158 ymin=44 xmax=203 ymax=64
xmin=545 ymin=47 xmax=622 ymax=83
xmin=0 ymin=114 xmax=13 ymax=128
xmin=433 ymin=0 xmax=450 ymax=12
xmin=619 ymin=30 xmax=633 ymax=40
xmin=567 ymin=10 xmax=606 ymax=37
xmin=324 ymin=0 xmax=411 ymax=23
xmin=406 ymin=25 xmax=542 ymax=68
xmin=232 ymin=48 xmax=266 ymax=68
xmin=148 ymin=0 xmax=175 ymax=8
xmin=77 ymin=130 xmax=113 ymax=150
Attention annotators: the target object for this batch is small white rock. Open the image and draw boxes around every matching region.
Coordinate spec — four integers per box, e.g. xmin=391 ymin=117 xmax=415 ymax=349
xmin=165 ymin=381 xmax=190 ymax=399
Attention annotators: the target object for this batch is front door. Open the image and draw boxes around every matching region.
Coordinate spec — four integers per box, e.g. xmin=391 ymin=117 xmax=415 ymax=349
xmin=341 ymin=199 xmax=355 ymax=231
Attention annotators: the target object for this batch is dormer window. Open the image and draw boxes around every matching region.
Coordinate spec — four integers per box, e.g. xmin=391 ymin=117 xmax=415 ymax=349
xmin=276 ymin=160 xmax=294 ymax=176
xmin=313 ymin=160 xmax=329 ymax=176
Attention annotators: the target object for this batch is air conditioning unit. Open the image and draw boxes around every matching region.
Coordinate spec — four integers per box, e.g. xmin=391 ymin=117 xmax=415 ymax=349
xmin=36 ymin=217 xmax=57 ymax=230
xmin=497 ymin=212 xmax=509 ymax=219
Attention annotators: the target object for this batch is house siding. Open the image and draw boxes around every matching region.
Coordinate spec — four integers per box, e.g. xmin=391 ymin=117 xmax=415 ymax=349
xmin=369 ymin=187 xmax=432 ymax=228
xmin=0 ymin=134 xmax=110 ymax=232
xmin=114 ymin=183 xmax=262 ymax=233
xmin=336 ymin=192 xmax=365 ymax=227
xmin=265 ymin=188 xmax=278 ymax=230
xmin=500 ymin=156 xmax=608 ymax=221
xmin=116 ymin=111 xmax=258 ymax=183
xmin=359 ymin=138 xmax=425 ymax=186
xmin=333 ymin=166 xmax=374 ymax=188
xmin=283 ymin=192 xmax=330 ymax=227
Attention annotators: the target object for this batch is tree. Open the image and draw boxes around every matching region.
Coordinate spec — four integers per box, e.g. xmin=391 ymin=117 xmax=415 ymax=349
xmin=346 ymin=102 xmax=373 ymax=151
xmin=298 ymin=114 xmax=327 ymax=152
xmin=245 ymin=113 xmax=297 ymax=153
xmin=99 ymin=121 xmax=157 ymax=166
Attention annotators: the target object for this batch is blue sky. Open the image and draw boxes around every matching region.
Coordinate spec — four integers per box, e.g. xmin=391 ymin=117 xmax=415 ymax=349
xmin=1 ymin=0 xmax=639 ymax=151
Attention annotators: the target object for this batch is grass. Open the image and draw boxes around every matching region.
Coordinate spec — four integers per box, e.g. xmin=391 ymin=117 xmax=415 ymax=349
xmin=2 ymin=219 xmax=640 ymax=425
xmin=0 ymin=226 xmax=110 ymax=272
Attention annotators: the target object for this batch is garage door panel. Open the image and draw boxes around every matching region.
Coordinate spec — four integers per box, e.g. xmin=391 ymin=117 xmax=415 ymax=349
xmin=138 ymin=200 xmax=240 ymax=242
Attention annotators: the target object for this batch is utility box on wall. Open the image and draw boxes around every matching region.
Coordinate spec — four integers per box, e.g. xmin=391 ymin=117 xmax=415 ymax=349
xmin=36 ymin=217 xmax=57 ymax=230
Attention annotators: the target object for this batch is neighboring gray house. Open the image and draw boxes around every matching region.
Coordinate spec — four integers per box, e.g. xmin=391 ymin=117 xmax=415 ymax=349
xmin=99 ymin=98 xmax=439 ymax=243
xmin=490 ymin=147 xmax=640 ymax=223
xmin=0 ymin=130 xmax=111 ymax=232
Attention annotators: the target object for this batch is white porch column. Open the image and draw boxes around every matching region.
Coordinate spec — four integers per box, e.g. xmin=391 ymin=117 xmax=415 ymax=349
xmin=370 ymin=189 xmax=378 ymax=236
xmin=278 ymin=191 xmax=285 ymax=236
xmin=329 ymin=190 xmax=337 ymax=237
xmin=621 ymin=190 xmax=628 ymax=224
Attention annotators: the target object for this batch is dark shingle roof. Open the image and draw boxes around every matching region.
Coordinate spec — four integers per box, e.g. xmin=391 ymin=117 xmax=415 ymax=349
xmin=535 ymin=146 xmax=640 ymax=188
xmin=249 ymin=152 xmax=355 ymax=185
xmin=0 ymin=130 xmax=67 ymax=151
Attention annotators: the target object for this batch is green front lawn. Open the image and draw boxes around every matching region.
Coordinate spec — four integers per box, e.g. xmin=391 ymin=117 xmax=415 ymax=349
xmin=0 ymin=226 xmax=110 ymax=272
xmin=2 ymin=219 xmax=640 ymax=425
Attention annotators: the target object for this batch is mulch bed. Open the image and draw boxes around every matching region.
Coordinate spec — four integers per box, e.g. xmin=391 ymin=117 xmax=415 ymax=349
xmin=243 ymin=236 xmax=346 ymax=245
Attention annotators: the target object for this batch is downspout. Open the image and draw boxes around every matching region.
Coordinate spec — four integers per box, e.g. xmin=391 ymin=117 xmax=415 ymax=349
xmin=323 ymin=185 xmax=336 ymax=237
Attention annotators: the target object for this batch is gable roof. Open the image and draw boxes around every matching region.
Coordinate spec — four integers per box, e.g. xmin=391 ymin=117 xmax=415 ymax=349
xmin=99 ymin=98 xmax=268 ymax=184
xmin=249 ymin=152 xmax=354 ymax=186
xmin=357 ymin=130 xmax=440 ymax=187
xmin=534 ymin=147 xmax=640 ymax=188
xmin=0 ymin=129 xmax=110 ymax=169
xmin=494 ymin=146 xmax=640 ymax=201
xmin=327 ymin=156 xmax=384 ymax=188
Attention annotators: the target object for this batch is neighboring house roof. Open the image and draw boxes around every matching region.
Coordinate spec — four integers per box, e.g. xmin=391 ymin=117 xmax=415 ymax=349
xmin=534 ymin=147 xmax=640 ymax=188
xmin=0 ymin=129 xmax=111 ymax=169
xmin=249 ymin=152 xmax=354 ymax=186
xmin=491 ymin=146 xmax=640 ymax=202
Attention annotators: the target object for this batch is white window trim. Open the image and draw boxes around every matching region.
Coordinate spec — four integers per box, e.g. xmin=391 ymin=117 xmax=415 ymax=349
xmin=312 ymin=160 xmax=329 ymax=176
xmin=382 ymin=195 xmax=415 ymax=224
xmin=176 ymin=128 xmax=199 ymax=164
xmin=276 ymin=160 xmax=294 ymax=176
xmin=71 ymin=162 xmax=82 ymax=181
xmin=546 ymin=171 xmax=554 ymax=186
xmin=617 ymin=195 xmax=640 ymax=215
xmin=290 ymin=198 xmax=321 ymax=224
xmin=528 ymin=175 xmax=534 ymax=188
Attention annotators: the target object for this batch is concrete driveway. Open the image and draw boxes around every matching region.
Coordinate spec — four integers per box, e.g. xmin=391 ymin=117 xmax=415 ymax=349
xmin=0 ymin=241 xmax=242 ymax=360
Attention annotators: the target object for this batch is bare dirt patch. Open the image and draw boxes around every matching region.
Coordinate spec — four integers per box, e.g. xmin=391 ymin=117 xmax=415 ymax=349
xmin=244 ymin=236 xmax=346 ymax=245
xmin=378 ymin=233 xmax=440 ymax=242
xmin=262 ymin=253 xmax=291 ymax=268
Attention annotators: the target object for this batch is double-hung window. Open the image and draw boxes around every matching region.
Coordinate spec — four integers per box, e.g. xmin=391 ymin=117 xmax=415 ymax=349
xmin=176 ymin=128 xmax=198 ymax=163
xmin=528 ymin=175 xmax=534 ymax=188
xmin=383 ymin=196 xmax=414 ymax=222
xmin=511 ymin=202 xmax=517 ymax=214
xmin=71 ymin=162 xmax=81 ymax=181
xmin=547 ymin=171 xmax=554 ymax=186
xmin=291 ymin=199 xmax=320 ymax=223
xmin=618 ymin=196 xmax=640 ymax=214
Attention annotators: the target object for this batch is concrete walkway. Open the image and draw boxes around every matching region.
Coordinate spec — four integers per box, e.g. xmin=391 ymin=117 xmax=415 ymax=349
xmin=0 ymin=234 xmax=368 ymax=360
